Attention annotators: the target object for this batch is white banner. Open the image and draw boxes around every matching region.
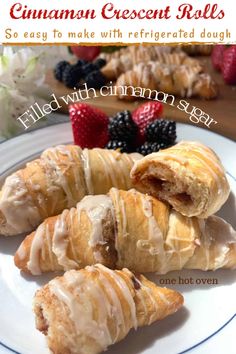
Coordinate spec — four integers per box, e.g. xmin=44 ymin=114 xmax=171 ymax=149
xmin=0 ymin=0 xmax=235 ymax=44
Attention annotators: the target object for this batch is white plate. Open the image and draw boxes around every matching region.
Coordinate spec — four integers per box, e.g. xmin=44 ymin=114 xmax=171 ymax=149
xmin=0 ymin=120 xmax=235 ymax=354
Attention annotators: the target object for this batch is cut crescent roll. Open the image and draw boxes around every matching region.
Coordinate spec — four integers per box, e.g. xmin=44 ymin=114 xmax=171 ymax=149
xmin=0 ymin=145 xmax=141 ymax=236
xmin=34 ymin=264 xmax=183 ymax=354
xmin=15 ymin=189 xmax=236 ymax=275
xmin=131 ymin=141 xmax=230 ymax=218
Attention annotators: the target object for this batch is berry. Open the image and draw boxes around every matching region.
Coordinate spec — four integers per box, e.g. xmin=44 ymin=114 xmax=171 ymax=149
xmin=70 ymin=46 xmax=100 ymax=61
xmin=82 ymin=63 xmax=97 ymax=78
xmin=211 ymin=45 xmax=225 ymax=71
xmin=94 ymin=58 xmax=106 ymax=69
xmin=54 ymin=61 xmax=70 ymax=82
xmin=132 ymin=102 xmax=163 ymax=144
xmin=222 ymin=46 xmax=236 ymax=85
xmin=85 ymin=71 xmax=107 ymax=89
xmin=108 ymin=110 xmax=138 ymax=142
xmin=75 ymin=59 xmax=88 ymax=68
xmin=69 ymin=103 xmax=109 ymax=148
xmin=146 ymin=119 xmax=176 ymax=144
xmin=137 ymin=141 xmax=170 ymax=156
xmin=62 ymin=65 xmax=83 ymax=88
xmin=106 ymin=140 xmax=130 ymax=153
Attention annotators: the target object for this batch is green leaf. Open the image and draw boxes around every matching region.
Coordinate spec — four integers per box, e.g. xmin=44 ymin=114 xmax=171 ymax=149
xmin=0 ymin=55 xmax=9 ymax=69
xmin=24 ymin=56 xmax=39 ymax=75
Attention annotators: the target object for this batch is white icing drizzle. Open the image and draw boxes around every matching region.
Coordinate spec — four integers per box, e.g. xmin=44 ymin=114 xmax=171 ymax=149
xmin=96 ymin=149 xmax=119 ymax=187
xmin=55 ymin=145 xmax=74 ymax=161
xmin=175 ymin=141 xmax=225 ymax=191
xmin=45 ymin=223 xmax=54 ymax=269
xmin=110 ymin=188 xmax=128 ymax=240
xmin=95 ymin=265 xmax=126 ymax=340
xmin=97 ymin=265 xmax=138 ymax=330
xmin=49 ymin=265 xmax=138 ymax=351
xmin=0 ymin=173 xmax=41 ymax=234
xmin=56 ymin=145 xmax=83 ymax=196
xmin=52 ymin=209 xmax=78 ymax=270
xmin=120 ymin=198 xmax=128 ymax=237
xmin=81 ymin=148 xmax=93 ymax=194
xmin=143 ymin=286 xmax=159 ymax=324
xmin=27 ymin=223 xmax=45 ymax=275
xmin=42 ymin=146 xmax=77 ymax=208
xmin=156 ymin=290 xmax=170 ymax=306
xmin=197 ymin=218 xmax=210 ymax=270
xmin=153 ymin=153 xmax=189 ymax=166
xmin=68 ymin=208 xmax=78 ymax=262
xmin=107 ymin=151 xmax=127 ymax=187
xmin=50 ymin=272 xmax=113 ymax=351
xmin=203 ymin=215 xmax=236 ymax=270
xmin=77 ymin=195 xmax=113 ymax=248
xmin=138 ymin=195 xmax=166 ymax=272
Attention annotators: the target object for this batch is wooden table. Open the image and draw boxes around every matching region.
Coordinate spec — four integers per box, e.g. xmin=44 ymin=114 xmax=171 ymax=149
xmin=46 ymin=57 xmax=236 ymax=141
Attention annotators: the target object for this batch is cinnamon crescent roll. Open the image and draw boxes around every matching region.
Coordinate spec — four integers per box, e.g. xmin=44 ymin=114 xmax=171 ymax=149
xmin=0 ymin=145 xmax=141 ymax=236
xmin=34 ymin=264 xmax=183 ymax=354
xmin=15 ymin=189 xmax=236 ymax=275
xmin=130 ymin=141 xmax=230 ymax=218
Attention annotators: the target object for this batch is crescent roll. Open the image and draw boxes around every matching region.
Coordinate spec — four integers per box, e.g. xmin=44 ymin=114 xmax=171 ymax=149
xmin=130 ymin=141 xmax=230 ymax=218
xmin=0 ymin=145 xmax=141 ymax=236
xmin=15 ymin=189 xmax=236 ymax=275
xmin=34 ymin=264 xmax=183 ymax=354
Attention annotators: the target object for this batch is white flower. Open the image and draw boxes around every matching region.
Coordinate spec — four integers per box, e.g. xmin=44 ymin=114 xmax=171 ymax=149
xmin=0 ymin=47 xmax=47 ymax=137
xmin=0 ymin=47 xmax=45 ymax=92
xmin=0 ymin=86 xmax=28 ymax=138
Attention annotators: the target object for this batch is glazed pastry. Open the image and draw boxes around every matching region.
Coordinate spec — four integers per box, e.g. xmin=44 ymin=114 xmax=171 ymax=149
xmin=34 ymin=264 xmax=184 ymax=354
xmin=131 ymin=141 xmax=230 ymax=218
xmin=102 ymin=50 xmax=201 ymax=80
xmin=99 ymin=45 xmax=175 ymax=64
xmin=0 ymin=145 xmax=141 ymax=236
xmin=116 ymin=62 xmax=218 ymax=100
xmin=181 ymin=45 xmax=213 ymax=56
xmin=115 ymin=64 xmax=158 ymax=101
xmin=15 ymin=188 xmax=236 ymax=274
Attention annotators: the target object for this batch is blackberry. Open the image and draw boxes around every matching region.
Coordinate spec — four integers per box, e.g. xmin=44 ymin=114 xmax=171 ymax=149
xmin=75 ymin=59 xmax=88 ymax=68
xmin=137 ymin=141 xmax=170 ymax=156
xmin=82 ymin=63 xmax=97 ymax=78
xmin=94 ymin=58 xmax=106 ymax=69
xmin=106 ymin=140 xmax=130 ymax=153
xmin=85 ymin=71 xmax=107 ymax=89
xmin=62 ymin=65 xmax=83 ymax=88
xmin=146 ymin=119 xmax=177 ymax=144
xmin=108 ymin=110 xmax=138 ymax=142
xmin=54 ymin=61 xmax=70 ymax=82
